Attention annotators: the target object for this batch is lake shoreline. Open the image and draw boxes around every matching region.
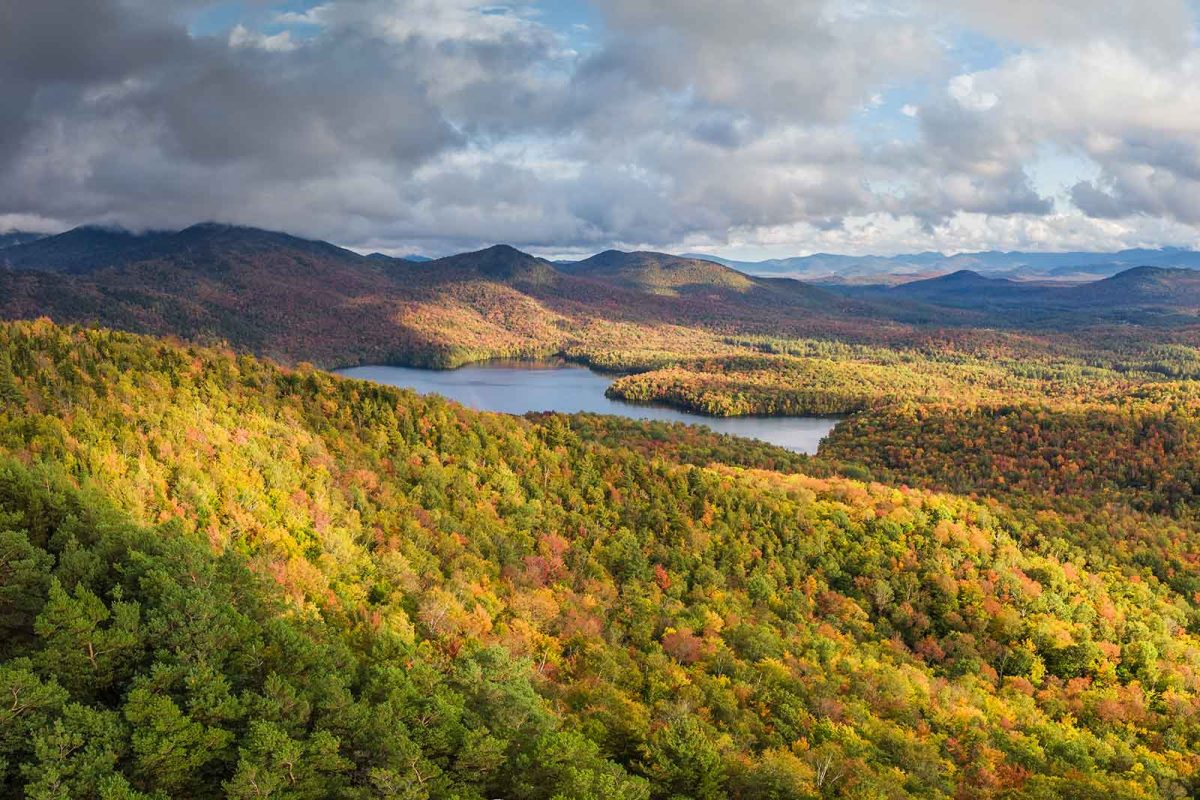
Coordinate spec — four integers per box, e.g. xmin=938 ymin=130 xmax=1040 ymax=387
xmin=334 ymin=359 xmax=842 ymax=454
xmin=336 ymin=355 xmax=847 ymax=420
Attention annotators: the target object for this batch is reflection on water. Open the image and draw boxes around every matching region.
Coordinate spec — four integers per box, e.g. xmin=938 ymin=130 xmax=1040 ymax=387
xmin=335 ymin=360 xmax=840 ymax=455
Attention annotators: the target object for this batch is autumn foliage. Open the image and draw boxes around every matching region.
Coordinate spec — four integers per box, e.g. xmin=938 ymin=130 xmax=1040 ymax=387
xmin=2 ymin=320 xmax=1200 ymax=797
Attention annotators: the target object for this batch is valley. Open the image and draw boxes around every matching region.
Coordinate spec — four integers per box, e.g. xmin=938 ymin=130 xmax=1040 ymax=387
xmin=4 ymin=226 xmax=1200 ymax=797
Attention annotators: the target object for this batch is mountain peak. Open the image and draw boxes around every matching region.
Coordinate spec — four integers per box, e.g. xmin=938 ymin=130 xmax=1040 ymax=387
xmin=173 ymin=222 xmax=293 ymax=242
xmin=483 ymin=243 xmax=524 ymax=254
xmin=179 ymin=221 xmax=235 ymax=232
xmin=564 ymin=249 xmax=760 ymax=295
xmin=432 ymin=243 xmax=556 ymax=281
xmin=940 ymin=269 xmax=989 ymax=282
xmin=1107 ymin=265 xmax=1180 ymax=280
xmin=893 ymin=269 xmax=990 ymax=291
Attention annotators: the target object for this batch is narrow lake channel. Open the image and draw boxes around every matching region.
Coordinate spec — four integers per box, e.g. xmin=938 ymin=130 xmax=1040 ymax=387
xmin=336 ymin=359 xmax=840 ymax=455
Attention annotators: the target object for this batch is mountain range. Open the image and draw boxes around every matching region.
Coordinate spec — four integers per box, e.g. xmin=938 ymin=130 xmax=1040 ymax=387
xmin=3 ymin=223 xmax=1200 ymax=370
xmin=9 ymin=225 xmax=1200 ymax=283
xmin=687 ymin=246 xmax=1200 ymax=284
xmin=855 ymin=266 xmax=1200 ymax=316
xmin=8 ymin=223 xmax=1200 ymax=282
xmin=0 ymin=224 xmax=871 ymax=369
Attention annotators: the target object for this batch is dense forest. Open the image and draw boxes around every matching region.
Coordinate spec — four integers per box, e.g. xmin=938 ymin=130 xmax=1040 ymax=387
xmin=4 ymin=320 xmax=1200 ymax=797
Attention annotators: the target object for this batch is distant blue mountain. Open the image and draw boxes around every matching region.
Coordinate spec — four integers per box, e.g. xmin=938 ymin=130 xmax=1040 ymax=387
xmin=685 ymin=247 xmax=1200 ymax=284
xmin=365 ymin=253 xmax=431 ymax=263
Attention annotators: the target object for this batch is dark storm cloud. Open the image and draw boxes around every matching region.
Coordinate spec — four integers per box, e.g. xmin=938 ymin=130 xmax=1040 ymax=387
xmin=5 ymin=2 xmax=551 ymax=242
xmin=0 ymin=0 xmax=177 ymax=153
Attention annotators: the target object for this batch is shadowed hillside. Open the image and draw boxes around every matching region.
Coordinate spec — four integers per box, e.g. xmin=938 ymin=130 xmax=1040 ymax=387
xmin=429 ymin=243 xmax=561 ymax=283
xmin=1072 ymin=266 xmax=1200 ymax=307
xmin=563 ymin=250 xmax=760 ymax=294
xmin=0 ymin=224 xmax=913 ymax=369
xmin=0 ymin=231 xmax=45 ymax=250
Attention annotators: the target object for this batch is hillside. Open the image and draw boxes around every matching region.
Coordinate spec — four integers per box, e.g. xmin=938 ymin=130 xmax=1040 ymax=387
xmin=0 ymin=231 xmax=45 ymax=250
xmin=563 ymin=250 xmax=760 ymax=295
xmin=887 ymin=270 xmax=1040 ymax=306
xmin=0 ymin=224 xmax=914 ymax=371
xmin=3 ymin=320 xmax=1200 ymax=797
xmin=1072 ymin=266 xmax=1200 ymax=308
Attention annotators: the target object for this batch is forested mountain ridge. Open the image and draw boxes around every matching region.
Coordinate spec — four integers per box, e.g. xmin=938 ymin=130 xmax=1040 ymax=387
xmin=0 ymin=224 xmax=430 ymax=367
xmin=562 ymin=250 xmax=761 ymax=294
xmin=0 ymin=231 xmax=45 ymax=250
xmin=0 ymin=223 xmax=907 ymax=371
xmin=3 ymin=319 xmax=1200 ymax=797
xmin=0 ymin=223 xmax=361 ymax=275
xmin=7 ymin=222 xmax=1200 ymax=410
xmin=1073 ymin=266 xmax=1200 ymax=308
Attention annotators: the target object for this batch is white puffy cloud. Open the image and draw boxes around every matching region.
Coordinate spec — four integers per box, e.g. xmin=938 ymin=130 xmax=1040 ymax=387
xmin=921 ymin=41 xmax=1200 ymax=228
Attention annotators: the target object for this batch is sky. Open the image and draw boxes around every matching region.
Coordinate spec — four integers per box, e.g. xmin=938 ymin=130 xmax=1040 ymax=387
xmin=4 ymin=0 xmax=1200 ymax=259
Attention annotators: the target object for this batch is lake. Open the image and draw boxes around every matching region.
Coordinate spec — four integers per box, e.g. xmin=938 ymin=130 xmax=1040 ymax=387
xmin=336 ymin=360 xmax=840 ymax=454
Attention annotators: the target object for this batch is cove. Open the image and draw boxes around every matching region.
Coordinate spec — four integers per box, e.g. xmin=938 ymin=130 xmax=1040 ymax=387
xmin=336 ymin=359 xmax=840 ymax=455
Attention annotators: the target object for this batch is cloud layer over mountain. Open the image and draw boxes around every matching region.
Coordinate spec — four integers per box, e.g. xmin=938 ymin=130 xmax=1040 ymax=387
xmin=3 ymin=0 xmax=1200 ymax=257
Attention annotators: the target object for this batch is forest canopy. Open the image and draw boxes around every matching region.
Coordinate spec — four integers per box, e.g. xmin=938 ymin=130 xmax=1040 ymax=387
xmin=1 ymin=320 xmax=1200 ymax=798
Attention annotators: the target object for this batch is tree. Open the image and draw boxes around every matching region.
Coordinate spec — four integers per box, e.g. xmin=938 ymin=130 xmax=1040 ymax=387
xmin=34 ymin=581 xmax=141 ymax=697
xmin=225 ymin=721 xmax=349 ymax=799
xmin=122 ymin=688 xmax=232 ymax=795
xmin=729 ymin=749 xmax=818 ymax=800
xmin=642 ymin=717 xmax=726 ymax=800
xmin=0 ymin=661 xmax=67 ymax=790
xmin=20 ymin=704 xmax=127 ymax=800
xmin=0 ymin=530 xmax=52 ymax=655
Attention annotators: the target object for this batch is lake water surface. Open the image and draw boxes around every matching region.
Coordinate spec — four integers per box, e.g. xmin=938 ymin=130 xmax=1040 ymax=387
xmin=336 ymin=360 xmax=839 ymax=455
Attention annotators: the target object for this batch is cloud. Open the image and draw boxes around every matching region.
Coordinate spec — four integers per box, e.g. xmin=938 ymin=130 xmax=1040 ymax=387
xmin=0 ymin=0 xmax=541 ymax=240
xmin=1 ymin=0 xmax=1199 ymax=256
xmin=577 ymin=0 xmax=938 ymax=126
xmin=925 ymin=0 xmax=1194 ymax=54
xmin=927 ymin=41 xmax=1200 ymax=226
xmin=228 ymin=24 xmax=296 ymax=52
